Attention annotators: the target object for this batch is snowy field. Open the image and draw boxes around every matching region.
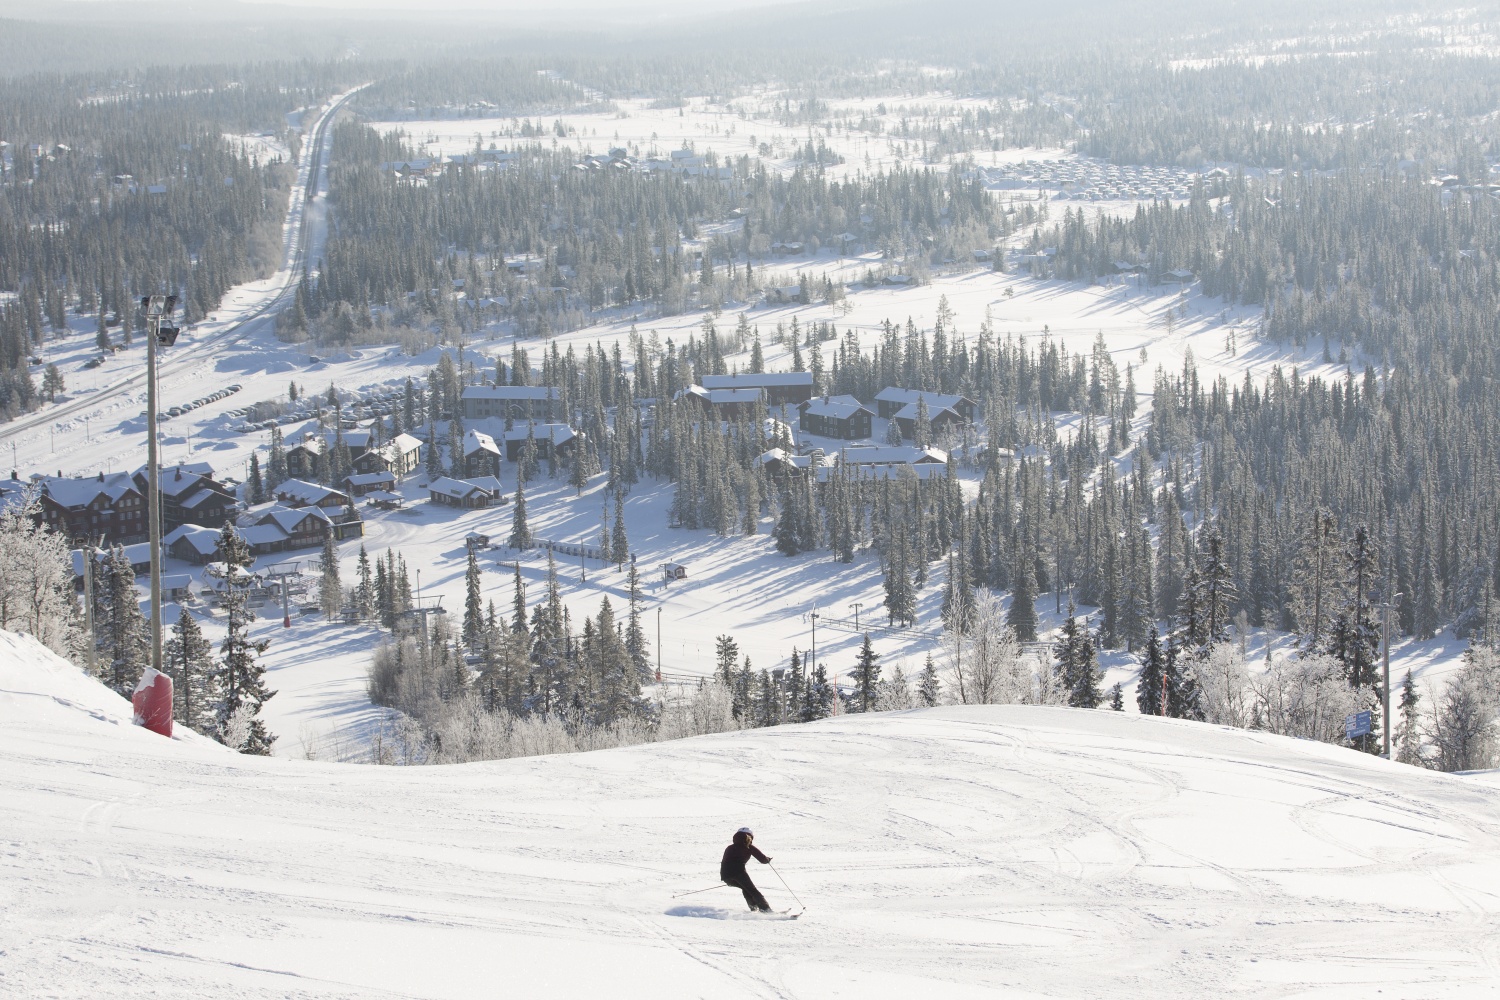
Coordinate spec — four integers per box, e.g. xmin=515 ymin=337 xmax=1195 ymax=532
xmin=371 ymin=95 xmax=1074 ymax=183
xmin=4 ymin=630 xmax=1500 ymax=999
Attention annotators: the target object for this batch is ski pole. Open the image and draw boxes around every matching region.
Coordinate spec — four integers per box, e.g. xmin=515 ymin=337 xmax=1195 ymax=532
xmin=769 ymin=863 xmax=805 ymax=911
xmin=671 ymin=883 xmax=729 ymax=899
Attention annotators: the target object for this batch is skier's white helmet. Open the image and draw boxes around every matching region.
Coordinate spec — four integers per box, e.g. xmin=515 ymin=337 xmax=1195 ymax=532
xmin=737 ymin=826 xmax=753 ymax=836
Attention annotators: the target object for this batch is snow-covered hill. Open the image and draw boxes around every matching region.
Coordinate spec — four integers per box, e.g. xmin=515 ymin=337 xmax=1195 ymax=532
xmin=3 ymin=630 xmax=1499 ymax=999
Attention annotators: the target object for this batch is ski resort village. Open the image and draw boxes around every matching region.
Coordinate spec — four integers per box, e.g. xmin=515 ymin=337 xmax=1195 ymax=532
xmin=4 ymin=1 xmax=1500 ymax=997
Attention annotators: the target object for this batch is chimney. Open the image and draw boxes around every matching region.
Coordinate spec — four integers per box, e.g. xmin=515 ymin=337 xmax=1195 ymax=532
xmin=97 ymin=471 xmax=104 ymax=482
xmin=175 ymin=466 xmax=182 ymax=481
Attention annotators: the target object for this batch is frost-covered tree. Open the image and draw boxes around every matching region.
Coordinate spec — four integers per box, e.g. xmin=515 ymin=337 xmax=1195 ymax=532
xmin=0 ymin=486 xmax=78 ymax=659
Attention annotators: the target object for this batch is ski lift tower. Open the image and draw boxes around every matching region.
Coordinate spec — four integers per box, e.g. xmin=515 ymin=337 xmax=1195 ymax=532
xmin=401 ymin=594 xmax=447 ymax=659
xmin=140 ymin=294 xmax=180 ymax=673
xmin=263 ymin=560 xmax=304 ymax=628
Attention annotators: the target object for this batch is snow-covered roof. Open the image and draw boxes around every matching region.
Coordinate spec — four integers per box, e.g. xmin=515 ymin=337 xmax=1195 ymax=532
xmin=874 ymin=388 xmax=973 ymax=411
xmin=162 ymin=524 xmax=221 ymax=555
xmin=702 ymin=372 xmax=813 ymax=390
xmin=892 ymin=400 xmax=965 ymax=422
xmin=463 ymin=429 xmax=501 ymax=456
xmin=274 ymin=479 xmax=345 ymax=506
xmin=241 ymin=503 xmax=332 ymax=532
xmin=345 ymin=472 xmax=397 ymax=487
xmin=428 ymin=476 xmax=502 ymax=499
xmin=802 ymin=395 xmax=873 ymax=420
xmin=500 ymin=422 xmax=576 ymax=445
xmin=835 ymin=445 xmax=949 ymax=466
xmin=756 ymin=448 xmax=813 ymax=469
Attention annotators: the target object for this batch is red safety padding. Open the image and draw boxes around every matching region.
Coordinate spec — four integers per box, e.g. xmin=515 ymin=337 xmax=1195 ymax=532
xmin=131 ymin=667 xmax=174 ymax=738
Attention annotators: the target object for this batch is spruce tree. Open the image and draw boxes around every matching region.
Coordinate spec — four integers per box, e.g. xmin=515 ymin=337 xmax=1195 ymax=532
xmin=463 ymin=549 xmax=484 ymax=652
xmin=247 ymin=451 xmax=265 ymax=505
xmin=852 ymin=633 xmax=881 ymax=712
xmin=102 ymin=544 xmax=148 ymax=695
xmin=715 ymin=633 xmax=740 ymax=686
xmin=164 ymin=607 xmax=216 ymax=733
xmin=611 ymin=491 xmax=629 ymax=568
xmin=319 ymin=529 xmax=342 ymax=619
xmin=1396 ymin=670 xmax=1422 ymax=764
xmin=219 ymin=579 xmax=274 ymax=754
xmin=918 ymin=653 xmax=941 ymax=707
xmin=1135 ymin=625 xmax=1168 ymax=716
xmin=1006 ymin=549 xmax=1039 ymax=642
xmin=1109 ymin=683 xmax=1124 ymax=711
xmin=509 ymin=479 xmax=531 ymax=548
xmin=355 ymin=545 xmax=375 ymax=621
xmin=1057 ymin=605 xmax=1102 ymax=709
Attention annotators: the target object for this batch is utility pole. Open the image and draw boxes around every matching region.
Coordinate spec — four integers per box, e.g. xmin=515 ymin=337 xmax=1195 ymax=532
xmin=851 ymin=602 xmax=862 ymax=630
xmin=141 ymin=294 xmax=177 ymax=675
xmin=656 ymin=606 xmax=662 ymax=683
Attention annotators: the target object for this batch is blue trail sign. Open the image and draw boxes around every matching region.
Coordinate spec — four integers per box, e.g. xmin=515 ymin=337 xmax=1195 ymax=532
xmin=1345 ymin=710 xmax=1372 ymax=740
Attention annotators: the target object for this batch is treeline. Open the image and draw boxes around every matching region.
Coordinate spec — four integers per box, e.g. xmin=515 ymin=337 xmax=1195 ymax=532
xmin=288 ymin=120 xmax=1015 ymax=344
xmin=0 ymin=62 xmax=355 ymax=418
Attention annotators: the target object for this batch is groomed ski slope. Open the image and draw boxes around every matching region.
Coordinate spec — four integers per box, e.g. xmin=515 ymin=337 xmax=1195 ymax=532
xmin=3 ymin=630 xmax=1499 ymax=1000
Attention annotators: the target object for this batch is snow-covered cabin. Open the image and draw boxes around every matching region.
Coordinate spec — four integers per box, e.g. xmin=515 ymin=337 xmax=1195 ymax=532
xmin=163 ymin=523 xmax=222 ymax=565
xmin=460 ymin=385 xmax=561 ymax=421
xmin=702 ymin=372 xmax=814 ymax=408
xmin=351 ymin=434 xmax=423 ymax=479
xmin=273 ymin=479 xmax=350 ymax=511
xmin=799 ymin=395 xmax=874 ymax=440
xmin=872 ymin=388 xmax=977 ymax=421
xmin=461 ymin=429 xmax=502 ymax=479
xmin=427 ymin=476 xmax=504 ymax=509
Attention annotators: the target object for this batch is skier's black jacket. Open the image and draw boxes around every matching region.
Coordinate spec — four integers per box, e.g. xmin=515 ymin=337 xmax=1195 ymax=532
xmin=720 ymin=830 xmax=770 ymax=883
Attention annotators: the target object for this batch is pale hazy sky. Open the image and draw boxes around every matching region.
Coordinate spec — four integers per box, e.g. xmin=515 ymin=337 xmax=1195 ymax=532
xmin=55 ymin=0 xmax=792 ymax=12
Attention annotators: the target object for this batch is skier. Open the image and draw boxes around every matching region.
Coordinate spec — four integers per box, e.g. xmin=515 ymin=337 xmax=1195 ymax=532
xmin=720 ymin=826 xmax=773 ymax=912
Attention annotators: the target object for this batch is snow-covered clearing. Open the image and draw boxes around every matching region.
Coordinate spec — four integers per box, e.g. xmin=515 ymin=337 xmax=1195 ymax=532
xmin=371 ymin=96 xmax=1078 ymax=183
xmin=3 ymin=630 xmax=1499 ymax=999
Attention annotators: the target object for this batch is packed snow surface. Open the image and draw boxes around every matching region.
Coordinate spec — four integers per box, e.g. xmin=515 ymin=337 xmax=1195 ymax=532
xmin=3 ymin=632 xmax=1500 ymax=998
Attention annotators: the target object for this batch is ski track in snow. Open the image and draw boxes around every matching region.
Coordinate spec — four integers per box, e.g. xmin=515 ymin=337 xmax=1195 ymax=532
xmin=6 ymin=631 xmax=1500 ymax=998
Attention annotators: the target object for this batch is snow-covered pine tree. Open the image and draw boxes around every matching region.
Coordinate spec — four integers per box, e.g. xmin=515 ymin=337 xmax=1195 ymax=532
xmin=266 ymin=426 xmax=288 ymax=491
xmin=247 ymin=451 xmax=264 ymax=505
xmin=1135 ymin=625 xmax=1168 ymax=716
xmin=624 ymin=561 xmax=649 ymax=683
xmin=1006 ymin=547 xmax=1039 ymax=642
xmin=463 ymin=549 xmax=483 ymax=652
xmin=509 ymin=479 xmax=531 ymax=549
xmin=733 ymin=655 xmax=753 ymax=721
xmin=852 ymin=633 xmax=881 ymax=712
xmin=774 ymin=485 xmax=800 ymax=556
xmin=918 ymin=653 xmax=941 ymax=707
xmin=1057 ymin=604 xmax=1102 ymax=709
xmin=102 ymin=544 xmax=148 ymax=695
xmin=164 ymin=607 xmax=216 ymax=733
xmin=218 ymin=575 xmax=274 ymax=754
xmin=319 ymin=529 xmax=341 ymax=619
xmin=355 ymin=545 xmax=375 ymax=622
xmin=611 ymin=490 xmax=629 ymax=568
xmin=715 ymin=633 xmax=740 ymax=686
xmin=802 ymin=661 xmax=834 ymax=721
xmin=1110 ymin=683 xmax=1124 ymax=711
xmin=1165 ymin=641 xmax=1204 ymax=721
xmin=425 ymin=420 xmax=443 ymax=478
xmin=1396 ymin=670 xmax=1422 ymax=764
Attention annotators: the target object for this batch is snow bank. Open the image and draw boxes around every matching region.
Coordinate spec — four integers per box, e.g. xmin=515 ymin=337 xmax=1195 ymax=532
xmin=0 ymin=629 xmax=223 ymax=752
xmin=3 ymin=628 xmax=1500 ymax=998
